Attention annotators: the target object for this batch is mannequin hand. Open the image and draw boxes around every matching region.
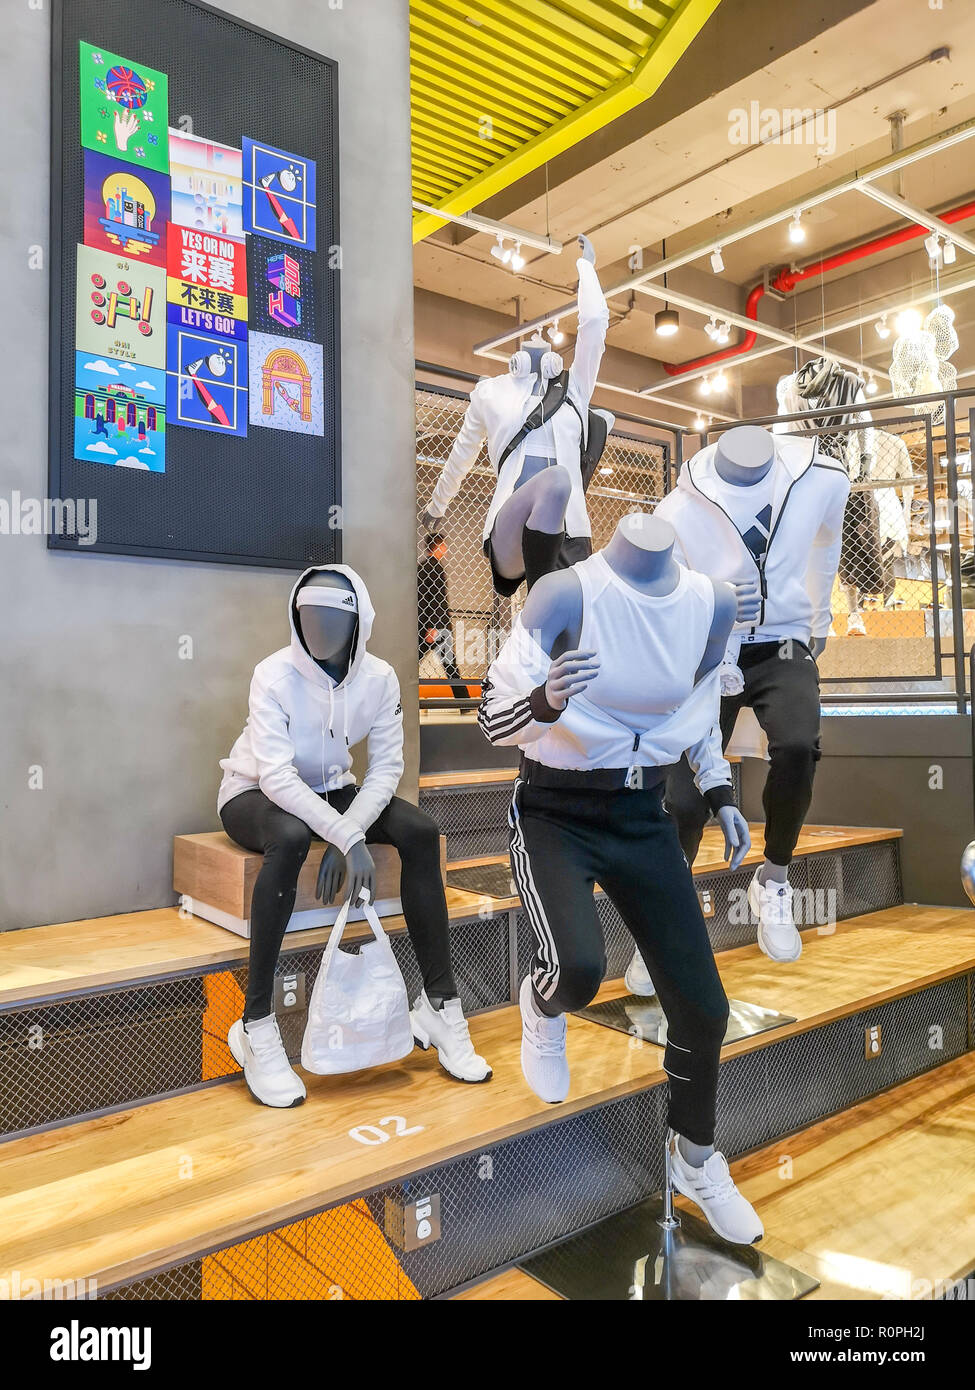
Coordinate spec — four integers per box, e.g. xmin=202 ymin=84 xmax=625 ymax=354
xmin=421 ymin=509 xmax=442 ymax=534
xmin=577 ymin=234 xmax=596 ymax=265
xmin=317 ymin=841 xmax=376 ymax=904
xmin=544 ymin=648 xmax=600 ymax=710
xmin=809 ymin=635 xmax=826 ymax=659
xmin=734 ymin=579 xmax=762 ymax=624
xmin=717 ymin=806 xmax=750 ymax=871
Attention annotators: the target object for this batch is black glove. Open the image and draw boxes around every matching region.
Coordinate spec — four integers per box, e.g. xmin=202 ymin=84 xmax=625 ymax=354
xmin=316 ymin=840 xmax=376 ymax=905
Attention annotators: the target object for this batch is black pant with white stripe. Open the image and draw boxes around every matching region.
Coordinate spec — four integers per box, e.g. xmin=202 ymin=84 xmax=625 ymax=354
xmin=510 ymin=777 xmax=729 ymax=1145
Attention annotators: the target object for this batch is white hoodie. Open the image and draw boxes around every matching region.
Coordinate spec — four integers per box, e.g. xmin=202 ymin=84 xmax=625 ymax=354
xmin=654 ymin=437 xmax=850 ymax=645
xmin=217 ymin=565 xmax=404 ymax=855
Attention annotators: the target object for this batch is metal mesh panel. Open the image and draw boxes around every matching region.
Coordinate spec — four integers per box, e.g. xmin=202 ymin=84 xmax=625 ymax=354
xmin=0 ymin=978 xmax=206 ymax=1138
xmin=388 ymin=913 xmax=512 ymax=1014
xmin=417 ymin=386 xmax=667 ymax=686
xmin=419 ymin=781 xmax=515 ymax=859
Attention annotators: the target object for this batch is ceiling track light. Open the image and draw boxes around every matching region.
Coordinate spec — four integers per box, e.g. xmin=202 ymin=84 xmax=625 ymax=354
xmin=700 ymin=376 xmax=712 ymax=396
xmin=693 ymin=413 xmax=707 ymax=431
xmin=716 ymin=320 xmax=731 ymax=345
xmin=865 ymin=374 xmax=878 ymax=395
xmin=925 ymin=232 xmax=943 ymax=266
xmin=875 ymin=314 xmax=890 ymax=340
xmin=509 ymin=240 xmax=525 ymax=271
xmin=712 ymin=369 xmax=729 ymax=392
xmin=547 ymin=319 xmax=564 ymax=345
xmin=710 ymin=246 xmax=724 ymax=274
xmin=789 ymin=210 xmax=806 ymax=244
xmin=655 ymin=306 xmax=680 ymax=337
xmin=704 ymin=318 xmax=718 ymax=340
xmin=944 ymin=240 xmax=957 ymax=264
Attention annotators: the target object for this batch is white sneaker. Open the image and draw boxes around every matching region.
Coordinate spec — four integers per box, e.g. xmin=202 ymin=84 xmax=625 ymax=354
xmin=519 ymin=976 xmax=569 ymax=1103
xmin=846 ymin=611 xmax=867 ymax=636
xmin=624 ymin=947 xmax=656 ymax=997
xmin=669 ymin=1135 xmax=764 ymax=1245
xmin=228 ymin=1014 xmax=306 ymax=1108
xmin=747 ymin=870 xmax=802 ymax=962
xmin=411 ymin=992 xmax=492 ymax=1083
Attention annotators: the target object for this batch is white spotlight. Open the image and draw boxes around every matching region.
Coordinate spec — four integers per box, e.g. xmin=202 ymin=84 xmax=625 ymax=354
xmin=924 ymin=233 xmax=942 ymax=264
xmin=704 ymin=318 xmax=718 ymax=340
xmin=716 ymin=321 xmax=731 ymax=345
xmin=700 ymin=376 xmax=712 ymax=396
xmin=693 ymin=413 xmax=706 ymax=431
xmin=789 ymin=211 xmax=806 ymax=244
xmin=865 ymin=374 xmax=878 ymax=395
xmin=896 ymin=308 xmax=922 ymax=336
xmin=712 ymin=369 xmax=729 ymax=392
xmin=944 ymin=240 xmax=957 ymax=265
xmin=509 ymin=241 xmax=525 ymax=271
xmin=875 ymin=314 xmax=890 ymax=340
xmin=710 ymin=247 xmax=724 ymax=274
xmin=548 ymin=319 xmax=564 ymax=345
xmin=490 ymin=233 xmax=509 ymax=263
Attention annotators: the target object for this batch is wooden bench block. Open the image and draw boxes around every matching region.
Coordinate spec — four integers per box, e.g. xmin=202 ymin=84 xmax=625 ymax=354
xmin=173 ymin=831 xmax=447 ymax=939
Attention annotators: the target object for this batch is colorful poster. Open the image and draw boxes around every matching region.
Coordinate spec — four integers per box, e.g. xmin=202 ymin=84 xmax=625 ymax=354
xmin=167 ymin=324 xmax=247 ymax=436
xmin=169 ymin=130 xmax=243 ymax=236
xmin=166 ymin=223 xmax=247 ymax=320
xmin=79 ymin=41 xmax=169 ymax=174
xmin=76 ymin=246 xmax=166 ymax=369
xmin=167 ymin=302 xmax=247 ymax=344
xmin=248 ymin=236 xmax=315 ymax=340
xmin=248 ymin=332 xmax=323 ymax=435
xmin=73 ymin=352 xmax=165 ymax=471
xmin=83 ymin=150 xmax=169 ymax=267
xmin=242 ymin=138 xmax=316 ymax=250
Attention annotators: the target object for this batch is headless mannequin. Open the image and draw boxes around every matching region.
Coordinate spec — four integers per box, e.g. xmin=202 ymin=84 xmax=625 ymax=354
xmin=711 ymin=426 xmax=824 ymax=889
xmin=522 ymin=514 xmax=750 ymax=1167
xmin=422 ymin=235 xmax=600 ymax=589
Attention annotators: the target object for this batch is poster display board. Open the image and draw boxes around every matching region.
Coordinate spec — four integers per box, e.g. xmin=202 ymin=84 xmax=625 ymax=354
xmin=50 ymin=0 xmax=341 ymax=566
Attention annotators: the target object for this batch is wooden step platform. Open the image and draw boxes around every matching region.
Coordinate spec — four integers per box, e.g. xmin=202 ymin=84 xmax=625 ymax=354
xmin=0 ymin=824 xmax=901 ymax=1010
xmin=1 ymin=904 xmax=971 ymax=1296
xmin=459 ymin=1051 xmax=975 ymax=1301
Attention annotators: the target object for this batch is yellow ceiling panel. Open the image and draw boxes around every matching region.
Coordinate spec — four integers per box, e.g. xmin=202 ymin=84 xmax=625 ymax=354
xmin=411 ymin=0 xmax=724 ymax=242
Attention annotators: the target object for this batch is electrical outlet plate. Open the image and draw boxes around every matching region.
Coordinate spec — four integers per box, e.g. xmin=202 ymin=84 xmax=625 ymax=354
xmin=274 ymin=970 xmax=306 ymax=1014
xmin=864 ymin=1023 xmax=882 ymax=1059
xmin=384 ymin=1192 xmax=441 ymax=1251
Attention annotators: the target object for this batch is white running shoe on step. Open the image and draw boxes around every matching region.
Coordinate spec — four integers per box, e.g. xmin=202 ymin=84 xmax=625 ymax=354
xmin=747 ymin=870 xmax=802 ymax=962
xmin=411 ymin=992 xmax=492 ymax=1083
xmin=519 ymin=976 xmax=569 ymax=1103
xmin=624 ymin=947 xmax=656 ymax=997
xmin=669 ymin=1134 xmax=764 ymax=1245
xmin=846 ymin=611 xmax=867 ymax=636
xmin=228 ymin=1014 xmax=306 ymax=1108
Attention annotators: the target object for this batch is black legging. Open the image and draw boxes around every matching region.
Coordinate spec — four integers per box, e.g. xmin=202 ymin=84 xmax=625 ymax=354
xmin=220 ymin=786 xmax=457 ymax=1021
xmin=509 ymin=777 xmax=729 ymax=1146
xmin=667 ymin=638 xmax=822 ymax=868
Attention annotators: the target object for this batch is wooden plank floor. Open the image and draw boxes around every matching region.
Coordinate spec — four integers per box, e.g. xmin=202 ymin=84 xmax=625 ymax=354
xmin=0 ymin=903 xmax=970 ymax=1293
xmin=460 ymin=1052 xmax=975 ymax=1301
xmin=0 ymin=825 xmax=902 ymax=1007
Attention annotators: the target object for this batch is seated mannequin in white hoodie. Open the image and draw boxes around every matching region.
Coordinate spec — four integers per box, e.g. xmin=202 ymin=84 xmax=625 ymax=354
xmin=218 ymin=564 xmax=491 ymax=1107
xmin=422 ymin=235 xmax=612 ymax=595
xmin=476 ymin=513 xmax=763 ymax=1244
xmin=626 ymin=424 xmax=848 ymax=991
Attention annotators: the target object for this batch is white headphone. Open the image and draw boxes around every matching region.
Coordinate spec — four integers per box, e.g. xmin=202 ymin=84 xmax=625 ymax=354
xmin=508 ymin=349 xmax=563 ymax=380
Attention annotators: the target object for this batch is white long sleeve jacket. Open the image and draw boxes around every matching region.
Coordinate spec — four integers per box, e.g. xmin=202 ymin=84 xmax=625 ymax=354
xmin=654 ymin=437 xmax=850 ymax=644
xmin=426 ymin=258 xmax=609 ymax=540
xmin=217 ymin=565 xmax=405 ymax=855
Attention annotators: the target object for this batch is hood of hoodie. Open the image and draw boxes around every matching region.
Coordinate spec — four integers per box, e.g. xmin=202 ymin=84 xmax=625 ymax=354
xmin=678 ymin=434 xmax=818 ymax=510
xmin=288 ymin=563 xmax=376 ymax=691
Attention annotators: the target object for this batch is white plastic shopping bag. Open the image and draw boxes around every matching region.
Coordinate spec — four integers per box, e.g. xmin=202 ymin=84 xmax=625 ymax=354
xmin=300 ymin=888 xmax=415 ymax=1075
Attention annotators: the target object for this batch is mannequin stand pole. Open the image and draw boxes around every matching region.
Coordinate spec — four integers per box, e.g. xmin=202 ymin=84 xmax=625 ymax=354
xmin=659 ymin=1130 xmax=681 ymax=1231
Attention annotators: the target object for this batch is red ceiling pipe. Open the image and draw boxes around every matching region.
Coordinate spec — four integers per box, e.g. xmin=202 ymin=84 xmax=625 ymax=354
xmin=661 ymin=197 xmax=975 ymax=377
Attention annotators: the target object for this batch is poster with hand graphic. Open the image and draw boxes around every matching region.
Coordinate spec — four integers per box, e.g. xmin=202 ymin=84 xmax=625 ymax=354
xmin=73 ymin=352 xmax=165 ymax=471
xmin=76 ymin=245 xmax=166 ymax=369
xmin=248 ymin=331 xmax=323 ymax=435
xmin=167 ymin=323 xmax=248 ymax=436
xmin=242 ymin=138 xmax=316 ymax=250
xmin=79 ymin=41 xmax=169 ymax=174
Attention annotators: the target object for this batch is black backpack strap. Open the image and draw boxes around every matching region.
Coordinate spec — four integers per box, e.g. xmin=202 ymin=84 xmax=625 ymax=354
xmin=566 ymin=397 xmax=610 ymax=491
xmin=497 ymin=370 xmax=569 ymax=472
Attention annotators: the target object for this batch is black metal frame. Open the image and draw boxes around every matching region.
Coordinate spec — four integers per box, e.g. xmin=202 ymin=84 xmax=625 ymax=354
xmin=48 ymin=0 xmax=343 ymax=569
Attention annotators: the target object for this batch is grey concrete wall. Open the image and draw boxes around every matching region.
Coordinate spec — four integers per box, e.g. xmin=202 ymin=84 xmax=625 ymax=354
xmin=0 ymin=1 xmax=416 ymax=930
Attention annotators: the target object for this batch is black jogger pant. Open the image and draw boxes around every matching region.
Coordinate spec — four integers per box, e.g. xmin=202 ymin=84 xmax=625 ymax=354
xmin=667 ymin=638 xmax=822 ymax=868
xmin=509 ymin=778 xmax=729 ymax=1146
xmin=220 ymin=786 xmax=457 ymax=1022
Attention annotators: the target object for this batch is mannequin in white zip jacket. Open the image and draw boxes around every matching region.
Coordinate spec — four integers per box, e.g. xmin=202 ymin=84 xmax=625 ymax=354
xmin=625 ymin=425 xmax=849 ymax=990
xmin=217 ymin=564 xmax=491 ymax=1106
xmin=421 ymin=235 xmax=612 ymax=595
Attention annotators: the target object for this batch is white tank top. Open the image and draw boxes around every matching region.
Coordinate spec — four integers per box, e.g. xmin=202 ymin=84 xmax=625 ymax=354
xmin=528 ymin=551 xmax=717 ymax=772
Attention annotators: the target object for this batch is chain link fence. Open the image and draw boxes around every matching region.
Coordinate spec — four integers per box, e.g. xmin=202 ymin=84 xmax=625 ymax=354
xmin=416 ymin=382 xmax=671 ymax=692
